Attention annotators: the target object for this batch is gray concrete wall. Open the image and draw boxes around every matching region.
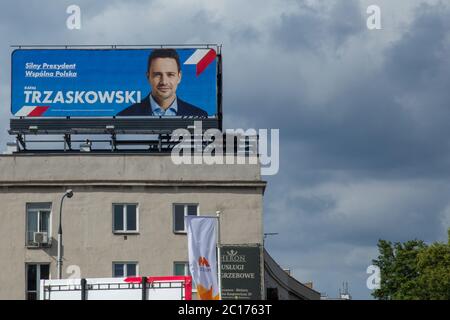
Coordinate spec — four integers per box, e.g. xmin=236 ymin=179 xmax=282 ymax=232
xmin=0 ymin=154 xmax=261 ymax=182
xmin=0 ymin=154 xmax=264 ymax=299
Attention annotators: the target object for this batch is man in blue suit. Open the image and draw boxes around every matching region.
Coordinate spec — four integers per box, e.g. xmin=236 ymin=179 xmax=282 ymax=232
xmin=118 ymin=49 xmax=207 ymax=117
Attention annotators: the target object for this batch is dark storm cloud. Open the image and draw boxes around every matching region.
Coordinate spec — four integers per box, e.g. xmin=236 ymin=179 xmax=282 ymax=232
xmin=266 ymin=0 xmax=450 ymax=247
xmin=0 ymin=1 xmax=112 ymax=42
xmin=271 ymin=0 xmax=364 ymax=53
xmin=265 ymin=180 xmax=449 ymax=247
xmin=384 ymin=3 xmax=449 ymax=91
xmin=225 ymin=1 xmax=450 ymax=180
xmin=258 ymin=1 xmax=450 ymax=298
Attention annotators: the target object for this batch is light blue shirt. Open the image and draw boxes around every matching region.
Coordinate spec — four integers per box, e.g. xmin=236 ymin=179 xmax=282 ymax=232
xmin=150 ymin=94 xmax=178 ymax=116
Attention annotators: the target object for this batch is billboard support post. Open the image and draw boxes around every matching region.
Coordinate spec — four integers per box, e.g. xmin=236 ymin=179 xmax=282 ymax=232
xmin=81 ymin=278 xmax=87 ymax=300
xmin=64 ymin=134 xmax=72 ymax=151
xmin=16 ymin=134 xmax=26 ymax=150
xmin=141 ymin=276 xmax=148 ymax=300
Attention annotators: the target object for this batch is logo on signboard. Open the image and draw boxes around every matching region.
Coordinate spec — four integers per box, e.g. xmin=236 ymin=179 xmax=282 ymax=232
xmin=223 ymin=249 xmax=246 ymax=263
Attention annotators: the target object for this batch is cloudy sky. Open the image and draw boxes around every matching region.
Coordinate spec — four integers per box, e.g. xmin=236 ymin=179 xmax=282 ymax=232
xmin=1 ymin=0 xmax=449 ymax=299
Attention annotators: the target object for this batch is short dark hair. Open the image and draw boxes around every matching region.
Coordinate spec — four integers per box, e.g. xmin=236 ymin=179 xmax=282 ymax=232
xmin=147 ymin=49 xmax=181 ymax=73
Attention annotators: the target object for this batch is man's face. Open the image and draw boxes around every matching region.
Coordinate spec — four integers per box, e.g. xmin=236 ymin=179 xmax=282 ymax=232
xmin=147 ymin=57 xmax=181 ymax=104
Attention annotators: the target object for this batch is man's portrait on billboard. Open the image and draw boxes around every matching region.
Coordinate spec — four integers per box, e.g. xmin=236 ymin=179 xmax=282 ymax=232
xmin=118 ymin=49 xmax=208 ymax=117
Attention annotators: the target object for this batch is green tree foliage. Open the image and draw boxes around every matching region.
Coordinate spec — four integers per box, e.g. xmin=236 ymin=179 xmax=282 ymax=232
xmin=372 ymin=229 xmax=450 ymax=300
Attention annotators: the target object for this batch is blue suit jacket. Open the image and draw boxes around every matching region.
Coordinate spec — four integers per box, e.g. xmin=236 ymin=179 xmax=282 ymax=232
xmin=117 ymin=94 xmax=208 ymax=117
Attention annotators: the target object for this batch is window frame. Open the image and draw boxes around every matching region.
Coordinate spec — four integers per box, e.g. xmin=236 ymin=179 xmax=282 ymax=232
xmin=173 ymin=261 xmax=196 ymax=290
xmin=112 ymin=203 xmax=139 ymax=234
xmin=172 ymin=203 xmax=199 ymax=234
xmin=25 ymin=203 xmax=52 ymax=247
xmin=25 ymin=263 xmax=50 ymax=300
xmin=173 ymin=261 xmax=190 ymax=276
xmin=112 ymin=262 xmax=139 ymax=278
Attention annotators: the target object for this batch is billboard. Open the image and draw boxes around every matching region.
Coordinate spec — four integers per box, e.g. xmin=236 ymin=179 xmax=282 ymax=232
xmin=220 ymin=245 xmax=263 ymax=300
xmin=11 ymin=48 xmax=217 ymax=117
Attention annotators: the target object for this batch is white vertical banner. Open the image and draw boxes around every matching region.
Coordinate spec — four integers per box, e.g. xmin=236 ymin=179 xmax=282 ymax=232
xmin=185 ymin=216 xmax=220 ymax=300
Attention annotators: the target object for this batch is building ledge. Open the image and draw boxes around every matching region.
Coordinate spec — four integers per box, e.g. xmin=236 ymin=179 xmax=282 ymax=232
xmin=0 ymin=180 xmax=267 ymax=189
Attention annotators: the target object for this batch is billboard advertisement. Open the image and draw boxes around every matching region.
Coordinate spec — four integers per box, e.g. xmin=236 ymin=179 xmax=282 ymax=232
xmin=11 ymin=48 xmax=217 ymax=117
xmin=220 ymin=245 xmax=262 ymax=300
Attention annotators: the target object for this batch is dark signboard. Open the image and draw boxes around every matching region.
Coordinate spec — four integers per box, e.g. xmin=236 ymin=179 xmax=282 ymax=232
xmin=220 ymin=245 xmax=262 ymax=300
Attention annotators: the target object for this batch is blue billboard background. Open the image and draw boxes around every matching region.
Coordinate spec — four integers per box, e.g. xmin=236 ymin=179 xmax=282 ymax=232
xmin=11 ymin=49 xmax=217 ymax=117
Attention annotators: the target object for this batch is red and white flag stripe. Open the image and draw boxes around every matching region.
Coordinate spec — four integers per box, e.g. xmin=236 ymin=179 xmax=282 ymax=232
xmin=184 ymin=49 xmax=217 ymax=76
xmin=15 ymin=106 xmax=49 ymax=117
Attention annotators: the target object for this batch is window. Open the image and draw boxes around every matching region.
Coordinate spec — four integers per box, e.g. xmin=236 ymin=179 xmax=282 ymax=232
xmin=174 ymin=262 xmax=191 ymax=277
xmin=113 ymin=262 xmax=138 ymax=277
xmin=173 ymin=204 xmax=198 ymax=233
xmin=174 ymin=262 xmax=195 ymax=289
xmin=26 ymin=264 xmax=50 ymax=300
xmin=113 ymin=204 xmax=138 ymax=233
xmin=26 ymin=203 xmax=51 ymax=246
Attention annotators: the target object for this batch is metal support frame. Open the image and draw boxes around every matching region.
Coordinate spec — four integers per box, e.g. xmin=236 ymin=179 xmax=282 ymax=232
xmin=64 ymin=134 xmax=72 ymax=151
xmin=81 ymin=278 xmax=87 ymax=300
xmin=111 ymin=133 xmax=117 ymax=152
xmin=9 ymin=118 xmax=219 ymax=135
xmin=141 ymin=277 xmax=148 ymax=300
xmin=16 ymin=134 xmax=26 ymax=150
xmin=8 ymin=132 xmax=259 ymax=156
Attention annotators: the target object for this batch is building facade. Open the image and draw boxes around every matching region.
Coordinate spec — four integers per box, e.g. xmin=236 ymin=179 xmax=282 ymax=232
xmin=0 ymin=154 xmax=265 ymax=300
